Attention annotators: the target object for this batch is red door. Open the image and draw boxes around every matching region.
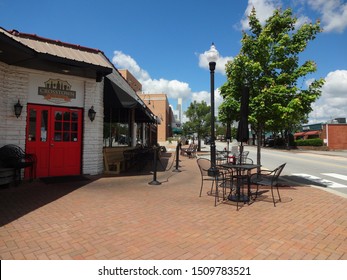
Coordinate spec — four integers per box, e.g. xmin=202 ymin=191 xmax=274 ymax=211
xmin=26 ymin=104 xmax=82 ymax=178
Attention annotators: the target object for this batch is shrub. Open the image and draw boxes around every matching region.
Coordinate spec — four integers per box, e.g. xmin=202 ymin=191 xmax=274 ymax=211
xmin=295 ymin=138 xmax=323 ymax=146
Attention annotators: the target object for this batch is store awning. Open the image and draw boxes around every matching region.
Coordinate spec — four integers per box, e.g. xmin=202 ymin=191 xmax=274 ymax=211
xmin=294 ymin=132 xmax=306 ymax=136
xmin=294 ymin=130 xmax=320 ymax=137
xmin=104 ymin=71 xmax=155 ymax=123
xmin=305 ymin=130 xmax=320 ymax=136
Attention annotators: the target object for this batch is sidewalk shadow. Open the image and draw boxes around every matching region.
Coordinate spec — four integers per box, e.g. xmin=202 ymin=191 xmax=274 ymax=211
xmin=0 ymin=176 xmax=98 ymax=227
xmin=281 ymin=175 xmax=327 ymax=188
xmin=119 ymin=152 xmax=174 ymax=176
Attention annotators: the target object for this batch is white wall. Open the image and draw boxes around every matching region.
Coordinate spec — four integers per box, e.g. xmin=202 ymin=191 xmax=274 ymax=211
xmin=0 ymin=61 xmax=105 ymax=176
xmin=82 ymin=79 xmax=104 ymax=175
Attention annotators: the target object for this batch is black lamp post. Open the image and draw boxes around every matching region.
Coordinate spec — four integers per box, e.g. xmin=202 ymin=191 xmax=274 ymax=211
xmin=206 ymin=43 xmax=219 ymax=176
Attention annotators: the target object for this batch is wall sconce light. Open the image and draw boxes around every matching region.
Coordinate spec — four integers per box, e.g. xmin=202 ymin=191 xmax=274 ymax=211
xmin=88 ymin=106 xmax=96 ymax=122
xmin=14 ymin=99 xmax=23 ymax=118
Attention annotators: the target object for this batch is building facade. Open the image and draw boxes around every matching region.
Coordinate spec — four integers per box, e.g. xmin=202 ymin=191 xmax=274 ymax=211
xmin=118 ymin=70 xmax=174 ymax=144
xmin=138 ymin=93 xmax=173 ymax=143
xmin=294 ymin=120 xmax=347 ymax=150
xmin=0 ymin=27 xmax=155 ymax=179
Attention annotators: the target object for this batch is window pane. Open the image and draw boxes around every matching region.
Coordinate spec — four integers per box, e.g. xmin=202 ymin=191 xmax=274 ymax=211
xmin=63 ymin=132 xmax=70 ymax=142
xmin=63 ymin=122 xmax=70 ymax=131
xmin=71 ymin=122 xmax=78 ymax=131
xmin=54 ymin=132 xmax=62 ymax=141
xmin=63 ymin=112 xmax=70 ymax=121
xmin=28 ymin=109 xmax=37 ymax=141
xmin=55 ymin=112 xmax=62 ymax=120
xmin=71 ymin=133 xmax=78 ymax=142
xmin=40 ymin=110 xmax=48 ymax=142
xmin=71 ymin=112 xmax=78 ymax=121
xmin=55 ymin=122 xmax=62 ymax=131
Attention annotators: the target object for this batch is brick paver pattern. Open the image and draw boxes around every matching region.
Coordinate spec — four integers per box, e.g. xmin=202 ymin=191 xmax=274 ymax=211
xmin=1 ymin=152 xmax=346 ymax=260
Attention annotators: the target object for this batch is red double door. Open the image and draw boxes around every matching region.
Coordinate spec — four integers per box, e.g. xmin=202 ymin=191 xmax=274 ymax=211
xmin=26 ymin=104 xmax=83 ymax=178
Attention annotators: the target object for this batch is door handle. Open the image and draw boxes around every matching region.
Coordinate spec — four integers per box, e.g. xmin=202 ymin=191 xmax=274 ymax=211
xmin=50 ymin=143 xmax=54 ymax=147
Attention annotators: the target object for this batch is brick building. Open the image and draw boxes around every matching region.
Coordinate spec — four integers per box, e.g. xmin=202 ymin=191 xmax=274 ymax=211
xmin=118 ymin=70 xmax=174 ymax=143
xmin=322 ymin=123 xmax=347 ymax=150
xmin=138 ymin=93 xmax=173 ymax=143
xmin=294 ymin=121 xmax=347 ymax=150
xmin=0 ymin=27 xmax=155 ymax=179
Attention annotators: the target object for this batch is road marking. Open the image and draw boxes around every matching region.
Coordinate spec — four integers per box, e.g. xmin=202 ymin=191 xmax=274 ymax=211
xmin=322 ymin=173 xmax=347 ymax=181
xmin=292 ymin=173 xmax=347 ymax=188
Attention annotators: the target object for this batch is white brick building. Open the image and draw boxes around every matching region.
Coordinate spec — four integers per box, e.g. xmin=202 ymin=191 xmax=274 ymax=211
xmin=0 ymin=27 xmax=155 ymax=179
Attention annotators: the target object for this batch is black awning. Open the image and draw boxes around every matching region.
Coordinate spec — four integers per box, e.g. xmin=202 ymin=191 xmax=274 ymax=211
xmin=104 ymin=75 xmax=138 ymax=109
xmin=104 ymin=74 xmax=155 ymax=123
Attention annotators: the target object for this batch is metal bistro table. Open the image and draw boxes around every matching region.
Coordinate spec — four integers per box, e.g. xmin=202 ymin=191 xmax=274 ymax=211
xmin=220 ymin=163 xmax=261 ymax=208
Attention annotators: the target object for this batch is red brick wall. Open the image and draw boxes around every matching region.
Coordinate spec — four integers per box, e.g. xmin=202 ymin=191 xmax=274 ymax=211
xmin=323 ymin=124 xmax=347 ymax=150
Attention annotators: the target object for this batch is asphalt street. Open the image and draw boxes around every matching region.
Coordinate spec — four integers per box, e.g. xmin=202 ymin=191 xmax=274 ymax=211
xmin=201 ymin=140 xmax=347 ymax=198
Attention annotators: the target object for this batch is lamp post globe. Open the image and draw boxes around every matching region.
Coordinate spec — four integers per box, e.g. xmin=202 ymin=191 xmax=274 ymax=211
xmin=206 ymin=43 xmax=219 ymax=65
xmin=206 ymin=43 xmax=219 ymax=176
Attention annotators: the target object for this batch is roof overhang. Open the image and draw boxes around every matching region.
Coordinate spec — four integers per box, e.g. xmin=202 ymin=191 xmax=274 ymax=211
xmin=0 ymin=27 xmax=112 ymax=80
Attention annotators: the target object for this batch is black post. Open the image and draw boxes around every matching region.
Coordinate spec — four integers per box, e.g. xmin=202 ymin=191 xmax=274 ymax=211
xmin=172 ymin=142 xmax=181 ymax=172
xmin=148 ymin=146 xmax=161 ymax=185
xmin=208 ymin=61 xmax=217 ymax=176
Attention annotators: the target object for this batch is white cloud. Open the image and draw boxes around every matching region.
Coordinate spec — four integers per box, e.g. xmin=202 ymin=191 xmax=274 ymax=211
xmin=240 ymin=0 xmax=280 ymax=30
xmin=307 ymin=0 xmax=347 ymax=33
xmin=309 ymin=70 xmax=347 ymax=123
xmin=191 ymin=88 xmax=223 ymax=116
xmin=112 ymin=50 xmax=193 ymax=101
xmin=198 ymin=49 xmax=233 ymax=75
xmin=141 ymin=78 xmax=192 ymax=100
xmin=112 ymin=50 xmax=222 ymax=116
xmin=112 ymin=51 xmax=150 ymax=81
xmin=238 ymin=0 xmax=347 ymax=33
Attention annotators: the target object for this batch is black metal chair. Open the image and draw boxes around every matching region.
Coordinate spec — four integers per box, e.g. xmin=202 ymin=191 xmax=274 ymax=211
xmin=197 ymin=158 xmax=232 ymax=206
xmin=250 ymin=163 xmax=286 ymax=206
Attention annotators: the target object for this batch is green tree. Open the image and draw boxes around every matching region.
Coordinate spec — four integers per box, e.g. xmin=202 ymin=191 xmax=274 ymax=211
xmin=224 ymin=7 xmax=324 ymax=165
xmin=183 ymin=100 xmax=211 ymax=151
xmin=219 ymin=82 xmax=241 ymax=141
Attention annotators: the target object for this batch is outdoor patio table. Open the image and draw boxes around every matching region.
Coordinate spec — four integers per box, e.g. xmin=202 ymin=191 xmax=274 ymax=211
xmin=219 ymin=163 xmax=261 ymax=203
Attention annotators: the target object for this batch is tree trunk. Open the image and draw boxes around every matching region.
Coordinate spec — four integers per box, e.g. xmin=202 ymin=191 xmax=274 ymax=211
xmin=257 ymin=128 xmax=262 ymax=173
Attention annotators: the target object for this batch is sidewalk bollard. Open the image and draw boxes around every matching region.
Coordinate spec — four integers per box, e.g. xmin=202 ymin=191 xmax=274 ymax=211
xmin=172 ymin=142 xmax=181 ymax=172
xmin=148 ymin=146 xmax=161 ymax=185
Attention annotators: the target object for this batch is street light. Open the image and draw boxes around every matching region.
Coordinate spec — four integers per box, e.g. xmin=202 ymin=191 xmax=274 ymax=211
xmin=206 ymin=43 xmax=219 ymax=176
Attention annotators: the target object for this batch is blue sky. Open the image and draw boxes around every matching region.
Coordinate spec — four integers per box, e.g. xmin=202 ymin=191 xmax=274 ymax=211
xmin=1 ymin=0 xmax=346 ymax=124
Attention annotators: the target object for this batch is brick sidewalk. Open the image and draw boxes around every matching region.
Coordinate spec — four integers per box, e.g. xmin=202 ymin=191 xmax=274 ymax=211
xmin=0 ymin=152 xmax=346 ymax=260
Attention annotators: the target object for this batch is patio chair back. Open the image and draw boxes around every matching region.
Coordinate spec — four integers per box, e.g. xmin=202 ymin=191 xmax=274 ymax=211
xmin=251 ymin=163 xmax=286 ymax=206
xmin=197 ymin=158 xmax=214 ymax=198
xmin=197 ymin=158 xmax=212 ymax=178
xmin=236 ymin=151 xmax=249 ymax=164
xmin=271 ymin=163 xmax=286 ymax=185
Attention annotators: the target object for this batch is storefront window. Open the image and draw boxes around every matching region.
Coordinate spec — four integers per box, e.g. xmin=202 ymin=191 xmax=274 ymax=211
xmin=40 ymin=110 xmax=48 ymax=142
xmin=28 ymin=109 xmax=37 ymax=141
xmin=54 ymin=110 xmax=79 ymax=142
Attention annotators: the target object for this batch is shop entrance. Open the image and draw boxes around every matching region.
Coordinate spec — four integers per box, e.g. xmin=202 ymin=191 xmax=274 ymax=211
xmin=26 ymin=104 xmax=82 ymax=178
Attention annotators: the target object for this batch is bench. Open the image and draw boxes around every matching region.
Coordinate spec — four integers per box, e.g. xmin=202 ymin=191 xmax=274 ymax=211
xmin=181 ymin=144 xmax=198 ymax=158
xmin=0 ymin=144 xmax=36 ymax=184
xmin=103 ymin=147 xmax=126 ymax=175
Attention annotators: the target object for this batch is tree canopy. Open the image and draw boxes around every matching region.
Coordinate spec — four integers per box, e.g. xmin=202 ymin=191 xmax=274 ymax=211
xmin=222 ymin=7 xmax=324 ymax=144
xmin=183 ymin=100 xmax=211 ymax=150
